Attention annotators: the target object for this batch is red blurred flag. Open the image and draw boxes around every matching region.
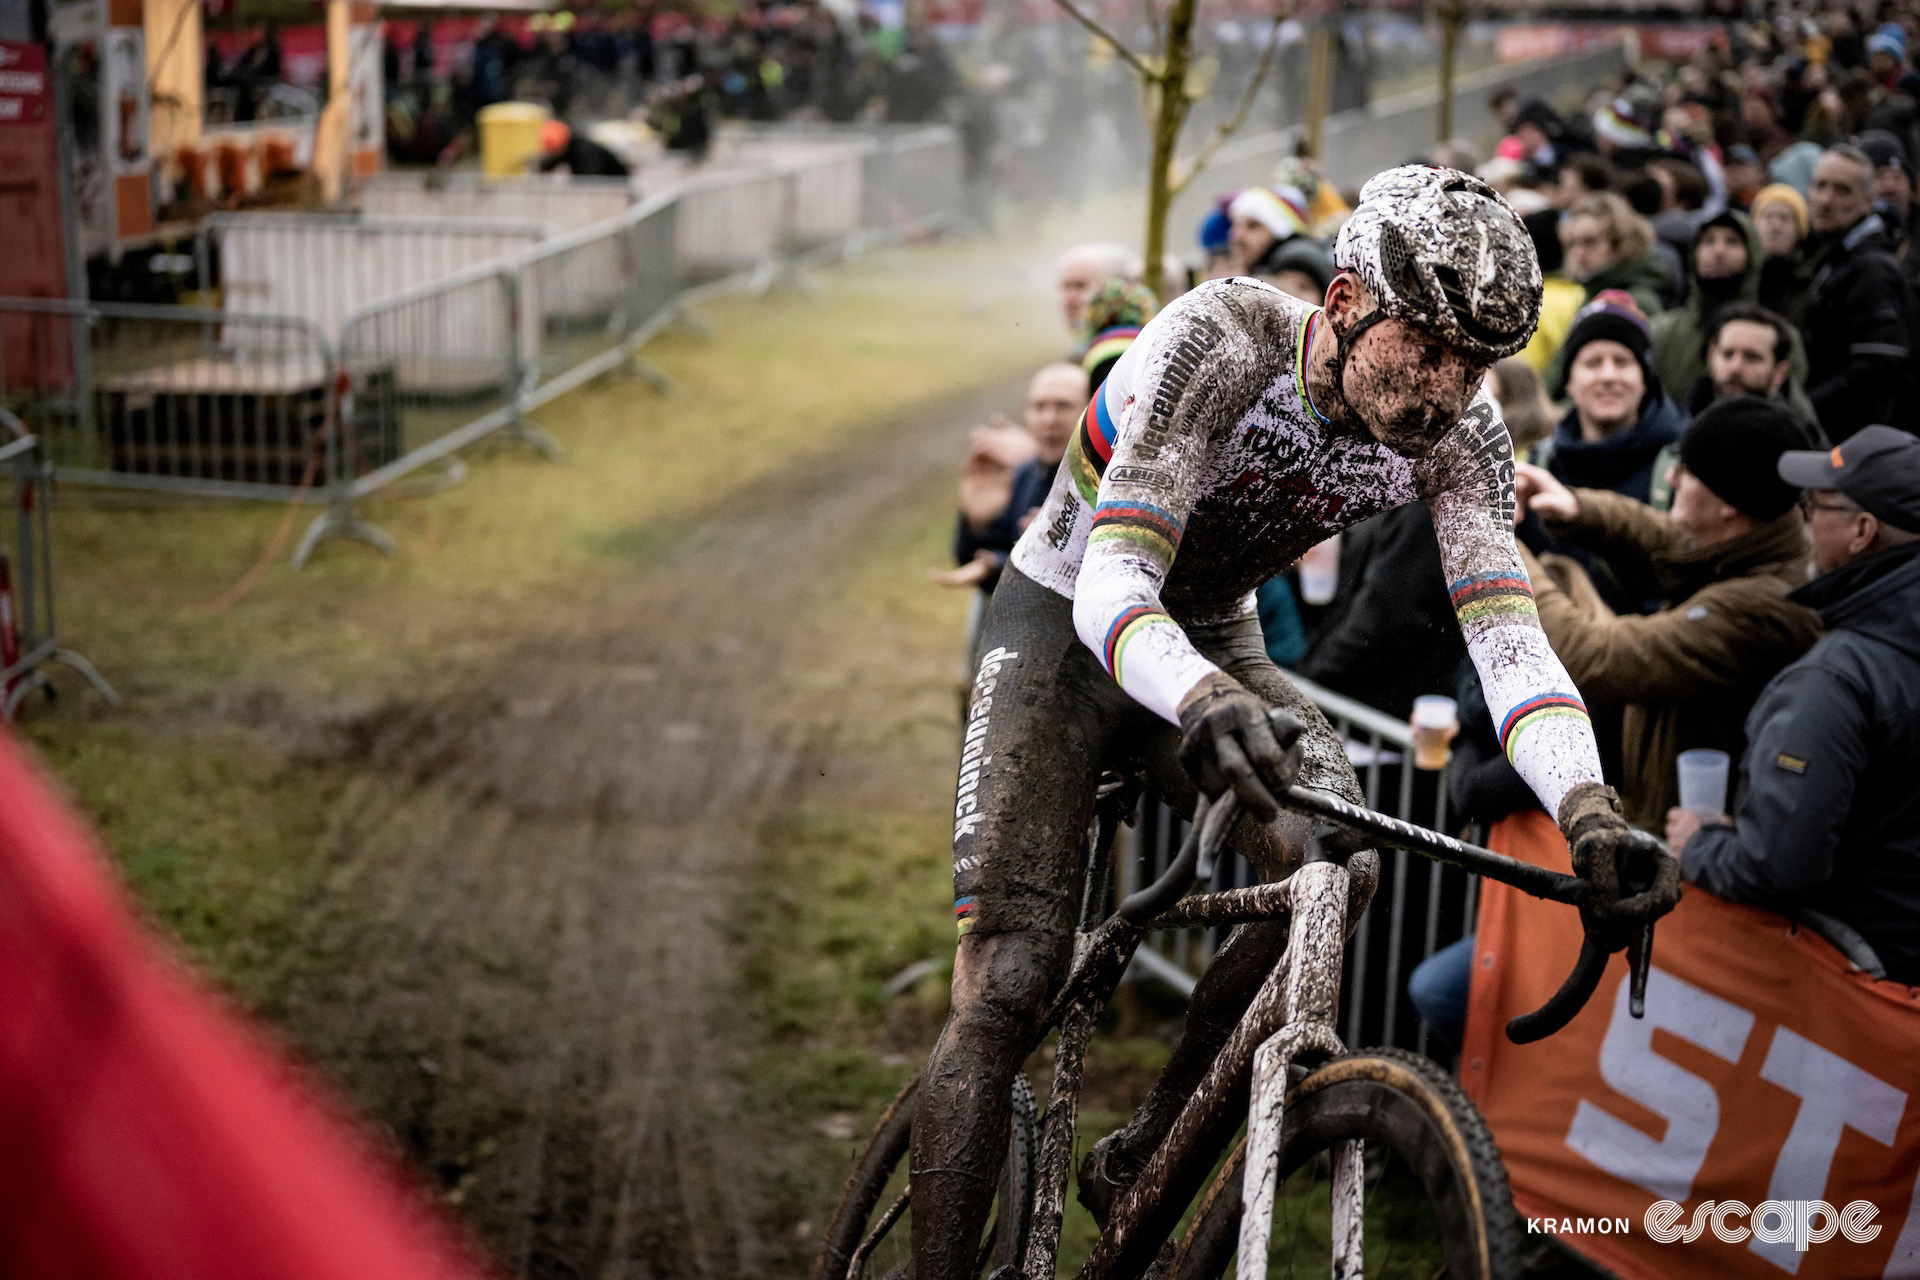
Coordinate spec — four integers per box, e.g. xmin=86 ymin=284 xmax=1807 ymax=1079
xmin=0 ymin=731 xmax=493 ymax=1280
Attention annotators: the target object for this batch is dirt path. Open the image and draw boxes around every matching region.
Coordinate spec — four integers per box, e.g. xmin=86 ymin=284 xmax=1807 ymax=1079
xmin=271 ymin=371 xmax=1025 ymax=1279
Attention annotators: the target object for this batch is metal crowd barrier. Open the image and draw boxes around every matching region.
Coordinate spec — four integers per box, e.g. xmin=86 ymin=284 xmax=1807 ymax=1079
xmin=1123 ymin=674 xmax=1474 ymax=1058
xmin=331 ymin=137 xmax=932 ymax=515
xmin=0 ymin=125 xmax=963 ymax=566
xmin=197 ymin=212 xmax=555 ymax=352
xmin=0 ymin=300 xmax=341 ymax=500
xmin=0 ymin=408 xmax=117 ymax=721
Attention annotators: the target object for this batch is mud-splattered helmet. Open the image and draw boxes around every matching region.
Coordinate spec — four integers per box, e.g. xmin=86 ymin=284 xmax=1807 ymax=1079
xmin=1332 ymin=165 xmax=1543 ymax=362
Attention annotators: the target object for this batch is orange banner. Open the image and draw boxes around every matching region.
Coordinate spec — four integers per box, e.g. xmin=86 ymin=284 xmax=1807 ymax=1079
xmin=1461 ymin=811 xmax=1920 ymax=1279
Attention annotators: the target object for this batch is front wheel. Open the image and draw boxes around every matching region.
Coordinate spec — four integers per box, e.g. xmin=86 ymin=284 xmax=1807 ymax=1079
xmin=815 ymin=1071 xmax=1038 ymax=1280
xmin=1173 ymin=1048 xmax=1521 ymax=1280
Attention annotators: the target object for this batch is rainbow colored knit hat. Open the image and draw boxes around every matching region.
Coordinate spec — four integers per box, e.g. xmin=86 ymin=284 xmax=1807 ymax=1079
xmin=1079 ymin=280 xmax=1159 ymax=374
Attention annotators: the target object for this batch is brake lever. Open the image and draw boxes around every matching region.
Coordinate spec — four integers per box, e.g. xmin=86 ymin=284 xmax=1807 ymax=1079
xmin=1627 ymin=921 xmax=1653 ymax=1019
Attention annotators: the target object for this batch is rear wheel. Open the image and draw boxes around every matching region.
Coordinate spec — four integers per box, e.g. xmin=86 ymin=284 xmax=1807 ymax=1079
xmin=815 ymin=1072 xmax=1038 ymax=1280
xmin=1173 ymin=1048 xmax=1520 ymax=1280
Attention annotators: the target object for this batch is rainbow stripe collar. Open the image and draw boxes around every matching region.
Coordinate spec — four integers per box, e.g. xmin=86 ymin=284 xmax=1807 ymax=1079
xmin=1295 ymin=308 xmax=1331 ymax=426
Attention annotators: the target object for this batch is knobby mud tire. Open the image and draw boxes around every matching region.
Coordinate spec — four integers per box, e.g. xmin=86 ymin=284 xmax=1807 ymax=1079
xmin=814 ymin=1071 xmax=1039 ymax=1280
xmin=1172 ymin=1048 xmax=1521 ymax=1280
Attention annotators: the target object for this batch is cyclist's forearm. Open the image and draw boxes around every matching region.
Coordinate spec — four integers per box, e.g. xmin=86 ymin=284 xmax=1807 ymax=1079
xmin=1434 ymin=486 xmax=1604 ymax=819
xmin=1070 ymin=546 xmax=1219 ymax=724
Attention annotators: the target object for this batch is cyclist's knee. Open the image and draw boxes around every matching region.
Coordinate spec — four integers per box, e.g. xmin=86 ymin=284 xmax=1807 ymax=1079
xmin=948 ymin=928 xmax=1069 ymax=1040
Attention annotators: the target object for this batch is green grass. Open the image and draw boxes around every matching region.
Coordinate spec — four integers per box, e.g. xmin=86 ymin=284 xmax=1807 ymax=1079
xmin=25 ymin=720 xmax=346 ymax=1011
xmin=22 ymin=238 xmax=1060 ymax=991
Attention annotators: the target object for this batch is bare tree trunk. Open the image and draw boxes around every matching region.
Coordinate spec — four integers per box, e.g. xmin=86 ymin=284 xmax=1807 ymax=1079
xmin=1143 ymin=0 xmax=1198 ymax=301
xmin=1437 ymin=0 xmax=1464 ymax=144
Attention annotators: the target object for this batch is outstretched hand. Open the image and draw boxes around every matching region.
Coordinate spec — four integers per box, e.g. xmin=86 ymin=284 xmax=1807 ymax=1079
xmin=1512 ymin=461 xmax=1580 ymax=527
xmin=928 ymin=551 xmax=1000 ymax=588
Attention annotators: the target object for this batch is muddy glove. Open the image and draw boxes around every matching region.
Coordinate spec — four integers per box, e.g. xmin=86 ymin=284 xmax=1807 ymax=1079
xmin=1558 ymin=781 xmax=1683 ymax=926
xmin=1177 ymin=673 xmax=1306 ymax=824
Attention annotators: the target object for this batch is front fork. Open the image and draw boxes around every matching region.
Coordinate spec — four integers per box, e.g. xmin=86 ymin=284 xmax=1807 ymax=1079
xmin=1237 ymin=855 xmax=1359 ymax=1280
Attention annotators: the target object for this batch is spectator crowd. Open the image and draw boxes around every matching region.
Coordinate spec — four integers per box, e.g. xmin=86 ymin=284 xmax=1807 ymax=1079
xmin=937 ymin=1 xmax=1920 ymax=1040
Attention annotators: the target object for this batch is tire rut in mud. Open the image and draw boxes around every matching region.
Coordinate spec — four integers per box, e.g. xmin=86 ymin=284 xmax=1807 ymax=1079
xmin=273 ymin=373 xmax=1030 ymax=1279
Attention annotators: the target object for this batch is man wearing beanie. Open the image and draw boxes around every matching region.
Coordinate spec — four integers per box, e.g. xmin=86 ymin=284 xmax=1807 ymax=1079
xmin=1536 ymin=291 xmax=1689 ymax=612
xmin=1511 ymin=397 xmax=1824 ymax=827
xmin=1669 ymin=426 xmax=1920 ymax=982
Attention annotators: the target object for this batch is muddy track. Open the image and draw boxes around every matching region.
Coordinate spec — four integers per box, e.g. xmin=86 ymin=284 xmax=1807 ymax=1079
xmin=274 ymin=372 xmax=1030 ymax=1279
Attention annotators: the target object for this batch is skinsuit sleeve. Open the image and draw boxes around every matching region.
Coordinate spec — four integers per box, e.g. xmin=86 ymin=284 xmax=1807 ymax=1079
xmin=1067 ymin=287 xmax=1277 ymax=724
xmin=1424 ymin=391 xmax=1606 ymax=820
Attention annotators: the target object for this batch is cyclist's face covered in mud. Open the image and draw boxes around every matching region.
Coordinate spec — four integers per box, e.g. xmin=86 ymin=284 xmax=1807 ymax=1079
xmin=1326 ymin=282 xmax=1488 ymax=458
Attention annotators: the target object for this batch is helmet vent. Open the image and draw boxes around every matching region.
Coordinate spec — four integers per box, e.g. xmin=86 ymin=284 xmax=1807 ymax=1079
xmin=1377 ymin=222 xmax=1424 ymax=303
xmin=1434 ymin=263 xmax=1520 ymax=347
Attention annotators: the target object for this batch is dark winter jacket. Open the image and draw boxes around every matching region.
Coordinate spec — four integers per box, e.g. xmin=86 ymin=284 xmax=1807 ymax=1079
xmin=1297 ymin=502 xmax=1466 ymax=721
xmin=1684 ymin=542 xmax=1920 ymax=983
xmin=1524 ymin=492 xmax=1823 ymax=828
xmin=1578 ymin=251 xmax=1670 ymax=320
xmin=1802 ymin=213 xmax=1920 ymax=439
xmin=1530 ymin=393 xmax=1690 ymax=613
xmin=1650 ymin=210 xmax=1818 ymax=426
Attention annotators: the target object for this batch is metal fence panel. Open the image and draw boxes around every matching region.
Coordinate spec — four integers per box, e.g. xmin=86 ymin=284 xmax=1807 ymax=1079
xmin=202 ymin=212 xmax=552 ymax=346
xmin=674 ymin=169 xmax=788 ymax=282
xmin=338 ymin=270 xmax=520 ymax=495
xmin=0 ymin=299 xmax=341 ymax=503
xmin=786 ymin=148 xmax=867 ymax=251
xmin=520 ymin=200 xmax=678 ymax=392
xmin=0 ymin=414 xmax=118 ymax=719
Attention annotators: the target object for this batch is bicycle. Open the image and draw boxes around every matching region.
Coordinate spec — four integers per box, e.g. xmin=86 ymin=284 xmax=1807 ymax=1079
xmin=817 ymin=716 xmax=1671 ymax=1280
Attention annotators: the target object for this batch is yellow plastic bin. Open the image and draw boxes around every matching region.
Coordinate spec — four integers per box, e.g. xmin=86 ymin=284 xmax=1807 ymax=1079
xmin=478 ymin=102 xmax=549 ymax=179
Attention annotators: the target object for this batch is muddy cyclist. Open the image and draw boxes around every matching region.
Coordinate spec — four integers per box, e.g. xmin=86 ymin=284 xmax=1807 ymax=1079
xmin=915 ymin=166 xmax=1682 ymax=1279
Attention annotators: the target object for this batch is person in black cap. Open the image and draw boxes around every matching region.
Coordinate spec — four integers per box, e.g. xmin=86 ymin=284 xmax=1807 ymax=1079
xmin=1669 ymin=426 xmax=1920 ymax=983
xmin=1510 ymin=397 xmax=1825 ymax=828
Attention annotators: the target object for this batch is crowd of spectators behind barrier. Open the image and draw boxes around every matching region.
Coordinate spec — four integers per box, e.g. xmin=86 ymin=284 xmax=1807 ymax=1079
xmin=938 ymin=0 xmax=1920 ymax=1040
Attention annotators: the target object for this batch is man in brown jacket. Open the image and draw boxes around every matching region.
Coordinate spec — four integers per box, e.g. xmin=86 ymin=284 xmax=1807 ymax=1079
xmin=1512 ymin=397 xmax=1824 ymax=827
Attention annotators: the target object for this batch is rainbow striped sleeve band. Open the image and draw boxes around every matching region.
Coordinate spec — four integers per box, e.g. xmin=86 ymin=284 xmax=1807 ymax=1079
xmin=1498 ymin=691 xmax=1590 ymax=765
xmin=1088 ymin=497 xmax=1183 ymax=568
xmin=1449 ymin=570 xmax=1538 ymax=629
xmin=955 ymin=895 xmax=978 ymax=937
xmin=1102 ymin=604 xmax=1176 ymax=683
xmin=1065 ymin=388 xmax=1121 ymax=503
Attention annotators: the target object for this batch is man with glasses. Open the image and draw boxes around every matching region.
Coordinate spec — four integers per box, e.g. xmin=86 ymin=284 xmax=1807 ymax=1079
xmin=1668 ymin=427 xmax=1920 ymax=982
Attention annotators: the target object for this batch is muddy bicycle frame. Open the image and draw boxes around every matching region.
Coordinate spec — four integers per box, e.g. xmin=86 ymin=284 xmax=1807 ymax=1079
xmin=1007 ymin=775 xmax=1663 ymax=1280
